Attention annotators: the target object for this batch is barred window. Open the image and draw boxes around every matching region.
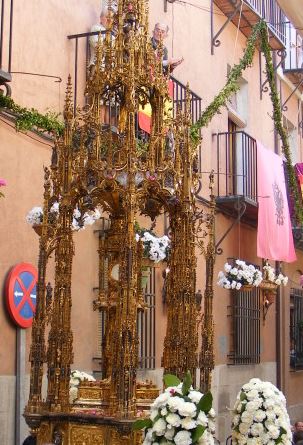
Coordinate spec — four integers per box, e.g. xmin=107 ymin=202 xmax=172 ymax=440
xmin=228 ymin=287 xmax=261 ymax=365
xmin=96 ymin=265 xmax=156 ymax=373
xmin=290 ymin=288 xmax=303 ymax=370
xmin=137 ymin=266 xmax=156 ymax=370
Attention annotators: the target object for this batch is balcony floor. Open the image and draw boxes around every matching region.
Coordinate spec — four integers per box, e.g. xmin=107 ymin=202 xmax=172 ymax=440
xmin=216 ymin=195 xmax=258 ymax=226
xmin=213 ymin=0 xmax=285 ymax=50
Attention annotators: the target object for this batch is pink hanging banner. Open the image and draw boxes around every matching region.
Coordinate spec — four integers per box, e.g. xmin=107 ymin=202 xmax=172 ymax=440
xmin=257 ymin=141 xmax=296 ymax=262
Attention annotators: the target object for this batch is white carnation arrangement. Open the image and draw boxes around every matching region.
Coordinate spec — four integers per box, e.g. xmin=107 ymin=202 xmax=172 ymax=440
xmin=217 ymin=260 xmax=263 ymax=290
xmin=69 ymin=370 xmax=96 ymax=403
xmin=26 ymin=202 xmax=101 ymax=232
xmin=135 ymin=222 xmax=170 ymax=263
xmin=133 ymin=372 xmax=216 ymax=445
xmin=137 ymin=231 xmax=170 ymax=263
xmin=231 ymin=378 xmax=292 ymax=445
xmin=263 ymin=263 xmax=288 ymax=287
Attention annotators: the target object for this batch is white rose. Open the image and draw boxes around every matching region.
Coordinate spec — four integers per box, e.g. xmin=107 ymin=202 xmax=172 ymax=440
xmin=177 ymin=401 xmax=197 ymax=418
xmin=164 ymin=427 xmax=175 ymax=440
xmin=181 ymin=417 xmax=197 ymax=430
xmin=241 ymin=411 xmax=254 ymax=424
xmin=152 ymin=418 xmax=167 ymax=436
xmin=239 ymin=422 xmax=250 ymax=435
xmin=250 ymin=423 xmax=264 ymax=436
xmin=167 ymin=396 xmax=183 ymax=412
xmin=188 ymin=390 xmax=203 ymax=403
xmin=267 ymin=424 xmax=280 ymax=440
xmin=151 ymin=392 xmax=170 ymax=409
xmin=166 ymin=413 xmax=181 ymax=427
xmin=254 ymin=409 xmax=267 ymax=422
xmin=174 ymin=430 xmax=193 ymax=445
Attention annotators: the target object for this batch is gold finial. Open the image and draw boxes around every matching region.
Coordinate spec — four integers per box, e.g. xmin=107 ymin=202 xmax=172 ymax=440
xmin=63 ymin=75 xmax=74 ymax=122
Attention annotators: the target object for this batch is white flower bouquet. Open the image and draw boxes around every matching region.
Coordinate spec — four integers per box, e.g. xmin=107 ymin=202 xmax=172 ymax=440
xmin=217 ymin=260 xmax=263 ymax=290
xmin=135 ymin=222 xmax=171 ymax=263
xmin=69 ymin=370 xmax=96 ymax=403
xmin=262 ymin=263 xmax=288 ymax=287
xmin=133 ymin=372 xmax=216 ymax=445
xmin=138 ymin=231 xmax=170 ymax=263
xmin=26 ymin=203 xmax=101 ymax=232
xmin=231 ymin=378 xmax=292 ymax=445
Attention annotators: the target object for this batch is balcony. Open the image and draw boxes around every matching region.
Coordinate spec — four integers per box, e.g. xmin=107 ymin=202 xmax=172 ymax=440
xmin=215 ymin=130 xmax=258 ymax=225
xmin=211 ymin=0 xmax=286 ymax=54
xmin=0 ymin=0 xmax=13 ymax=91
xmin=283 ymin=21 xmax=303 ymax=90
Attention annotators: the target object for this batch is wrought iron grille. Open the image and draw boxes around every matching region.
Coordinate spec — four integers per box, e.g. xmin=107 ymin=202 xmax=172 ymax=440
xmin=215 ymin=131 xmax=257 ymax=202
xmin=137 ymin=267 xmax=156 ymax=370
xmin=290 ymin=288 xmax=303 ymax=370
xmin=228 ymin=287 xmax=261 ymax=365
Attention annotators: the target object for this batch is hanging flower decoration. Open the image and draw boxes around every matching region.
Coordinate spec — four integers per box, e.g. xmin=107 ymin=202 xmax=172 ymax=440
xmin=217 ymin=260 xmax=263 ymax=290
xmin=262 ymin=263 xmax=288 ymax=286
xmin=133 ymin=372 xmax=216 ymax=445
xmin=69 ymin=370 xmax=96 ymax=403
xmin=135 ymin=222 xmax=170 ymax=263
xmin=26 ymin=203 xmax=101 ymax=231
xmin=231 ymin=378 xmax=292 ymax=445
xmin=0 ymin=178 xmax=6 ymax=198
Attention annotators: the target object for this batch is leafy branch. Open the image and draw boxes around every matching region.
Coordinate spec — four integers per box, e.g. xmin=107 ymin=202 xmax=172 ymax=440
xmin=0 ymin=94 xmax=64 ymax=136
xmin=190 ymin=20 xmax=303 ymax=223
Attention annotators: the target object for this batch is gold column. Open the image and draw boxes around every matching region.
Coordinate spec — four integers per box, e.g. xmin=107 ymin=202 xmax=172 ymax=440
xmin=162 ymin=209 xmax=198 ymax=381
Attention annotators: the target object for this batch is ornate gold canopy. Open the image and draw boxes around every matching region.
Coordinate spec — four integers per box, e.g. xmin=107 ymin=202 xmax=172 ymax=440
xmin=24 ymin=1 xmax=212 ymax=443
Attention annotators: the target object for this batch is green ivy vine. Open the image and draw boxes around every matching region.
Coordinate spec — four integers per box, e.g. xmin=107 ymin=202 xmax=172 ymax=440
xmin=0 ymin=94 xmax=64 ymax=136
xmin=190 ymin=20 xmax=303 ymax=224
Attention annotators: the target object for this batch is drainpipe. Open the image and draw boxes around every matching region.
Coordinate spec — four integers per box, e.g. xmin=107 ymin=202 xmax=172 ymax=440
xmin=273 ymin=51 xmax=282 ymax=390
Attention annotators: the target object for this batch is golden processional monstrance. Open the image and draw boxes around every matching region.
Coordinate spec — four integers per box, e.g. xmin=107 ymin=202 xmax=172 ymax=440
xmin=24 ymin=1 xmax=215 ymax=443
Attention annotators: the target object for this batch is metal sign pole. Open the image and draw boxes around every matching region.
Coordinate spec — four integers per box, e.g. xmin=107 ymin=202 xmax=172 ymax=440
xmin=15 ymin=327 xmax=26 ymax=445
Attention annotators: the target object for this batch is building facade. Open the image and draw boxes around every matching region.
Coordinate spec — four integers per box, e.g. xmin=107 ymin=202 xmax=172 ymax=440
xmin=0 ymin=0 xmax=303 ymax=443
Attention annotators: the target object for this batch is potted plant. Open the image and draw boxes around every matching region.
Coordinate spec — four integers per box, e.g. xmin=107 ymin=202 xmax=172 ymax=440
xmin=260 ymin=262 xmax=288 ymax=305
xmin=217 ymin=259 xmax=262 ymax=291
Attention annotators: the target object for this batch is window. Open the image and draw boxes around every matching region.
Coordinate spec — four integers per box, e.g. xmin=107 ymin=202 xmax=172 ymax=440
xmin=290 ymin=288 xmax=303 ymax=370
xmin=137 ymin=266 xmax=156 ymax=370
xmin=283 ymin=117 xmax=298 ymax=164
xmin=228 ymin=287 xmax=261 ymax=365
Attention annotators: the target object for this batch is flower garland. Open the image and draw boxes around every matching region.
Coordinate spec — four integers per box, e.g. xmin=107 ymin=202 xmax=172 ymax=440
xmin=217 ymin=260 xmax=263 ymax=290
xmin=231 ymin=378 xmax=292 ymax=445
xmin=26 ymin=203 xmax=101 ymax=231
xmin=69 ymin=370 xmax=96 ymax=403
xmin=0 ymin=178 xmax=6 ymax=198
xmin=0 ymin=94 xmax=64 ymax=136
xmin=190 ymin=20 xmax=303 ymax=224
xmin=133 ymin=372 xmax=216 ymax=445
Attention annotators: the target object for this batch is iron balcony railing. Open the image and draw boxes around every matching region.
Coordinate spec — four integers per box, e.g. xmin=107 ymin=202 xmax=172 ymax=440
xmin=0 ymin=0 xmax=13 ymax=80
xmin=284 ymin=21 xmax=303 ymax=72
xmin=215 ymin=130 xmax=257 ymax=203
xmin=245 ymin=0 xmax=287 ymax=46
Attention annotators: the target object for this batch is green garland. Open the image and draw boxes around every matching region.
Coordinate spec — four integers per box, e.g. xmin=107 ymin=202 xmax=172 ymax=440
xmin=190 ymin=20 xmax=303 ymax=224
xmin=0 ymin=94 xmax=64 ymax=136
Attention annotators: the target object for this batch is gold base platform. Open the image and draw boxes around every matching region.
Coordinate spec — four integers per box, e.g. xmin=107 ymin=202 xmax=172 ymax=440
xmin=31 ymin=412 xmax=142 ymax=445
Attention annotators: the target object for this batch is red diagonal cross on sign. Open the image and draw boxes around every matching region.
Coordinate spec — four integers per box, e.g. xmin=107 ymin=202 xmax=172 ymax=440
xmin=16 ymin=275 xmax=36 ymax=312
xmin=5 ymin=263 xmax=38 ymax=328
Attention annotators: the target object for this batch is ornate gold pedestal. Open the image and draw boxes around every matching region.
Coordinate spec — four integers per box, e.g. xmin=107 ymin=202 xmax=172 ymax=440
xmin=34 ymin=413 xmax=142 ymax=445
